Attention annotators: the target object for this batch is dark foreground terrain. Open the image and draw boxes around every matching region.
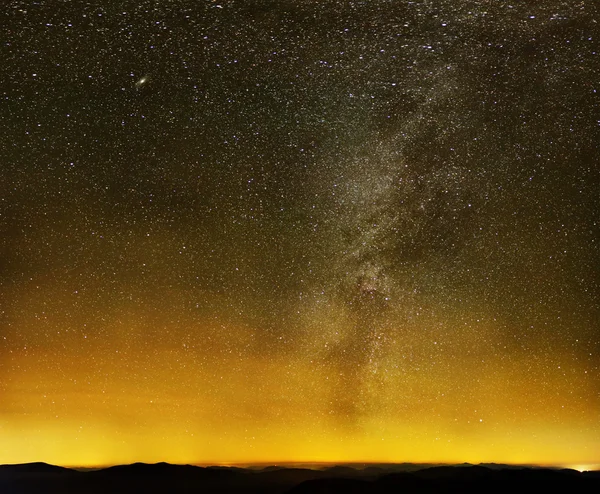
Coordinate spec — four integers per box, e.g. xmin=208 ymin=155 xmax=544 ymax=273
xmin=1 ymin=462 xmax=599 ymax=493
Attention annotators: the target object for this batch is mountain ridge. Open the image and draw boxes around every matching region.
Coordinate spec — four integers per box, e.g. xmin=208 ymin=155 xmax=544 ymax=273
xmin=1 ymin=461 xmax=599 ymax=493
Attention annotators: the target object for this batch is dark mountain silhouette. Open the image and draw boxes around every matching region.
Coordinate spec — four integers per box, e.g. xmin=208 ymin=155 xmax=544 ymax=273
xmin=361 ymin=462 xmax=443 ymax=473
xmin=292 ymin=466 xmax=600 ymax=494
xmin=479 ymin=462 xmax=536 ymax=470
xmin=413 ymin=464 xmax=493 ymax=479
xmin=322 ymin=465 xmax=361 ymax=477
xmin=0 ymin=462 xmax=598 ymax=493
xmin=288 ymin=477 xmax=372 ymax=493
xmin=259 ymin=465 xmax=286 ymax=472
xmin=362 ymin=466 xmax=387 ymax=476
xmin=0 ymin=462 xmax=75 ymax=474
xmin=372 ymin=471 xmax=426 ymax=491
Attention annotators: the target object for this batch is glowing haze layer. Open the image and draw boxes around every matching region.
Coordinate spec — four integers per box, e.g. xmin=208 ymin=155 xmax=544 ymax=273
xmin=2 ymin=1 xmax=598 ymax=467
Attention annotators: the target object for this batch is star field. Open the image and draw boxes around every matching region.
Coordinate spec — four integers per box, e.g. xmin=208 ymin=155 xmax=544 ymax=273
xmin=1 ymin=0 xmax=599 ymax=467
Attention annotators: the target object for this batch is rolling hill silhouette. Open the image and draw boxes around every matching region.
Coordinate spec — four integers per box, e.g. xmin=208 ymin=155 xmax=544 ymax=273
xmin=0 ymin=462 xmax=74 ymax=475
xmin=0 ymin=462 xmax=598 ymax=493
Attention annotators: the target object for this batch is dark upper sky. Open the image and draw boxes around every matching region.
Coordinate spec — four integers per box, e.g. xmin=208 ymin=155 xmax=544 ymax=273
xmin=1 ymin=0 xmax=599 ymax=466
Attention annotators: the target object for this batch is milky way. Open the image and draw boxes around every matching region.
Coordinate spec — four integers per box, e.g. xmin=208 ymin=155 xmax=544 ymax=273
xmin=2 ymin=1 xmax=599 ymax=467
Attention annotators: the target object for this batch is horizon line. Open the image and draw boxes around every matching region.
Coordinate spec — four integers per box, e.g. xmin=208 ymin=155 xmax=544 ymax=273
xmin=4 ymin=460 xmax=599 ymax=472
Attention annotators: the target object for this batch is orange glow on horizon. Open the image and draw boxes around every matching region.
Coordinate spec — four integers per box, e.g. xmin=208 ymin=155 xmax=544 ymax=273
xmin=1 ymin=314 xmax=598 ymax=468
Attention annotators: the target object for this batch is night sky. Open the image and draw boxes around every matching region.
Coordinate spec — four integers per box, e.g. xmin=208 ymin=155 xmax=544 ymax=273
xmin=2 ymin=1 xmax=599 ymax=468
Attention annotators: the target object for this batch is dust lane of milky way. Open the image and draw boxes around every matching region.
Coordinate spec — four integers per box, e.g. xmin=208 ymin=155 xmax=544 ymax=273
xmin=1 ymin=0 xmax=599 ymax=468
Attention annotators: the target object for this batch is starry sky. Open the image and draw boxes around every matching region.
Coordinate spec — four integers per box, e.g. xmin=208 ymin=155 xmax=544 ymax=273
xmin=2 ymin=0 xmax=599 ymax=468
